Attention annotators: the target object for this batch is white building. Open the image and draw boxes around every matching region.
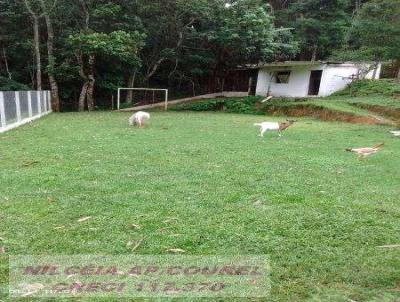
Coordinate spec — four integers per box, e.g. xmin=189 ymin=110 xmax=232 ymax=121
xmin=254 ymin=61 xmax=381 ymax=98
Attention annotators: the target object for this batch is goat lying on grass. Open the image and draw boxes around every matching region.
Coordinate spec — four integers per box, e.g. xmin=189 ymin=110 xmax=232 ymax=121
xmin=254 ymin=120 xmax=296 ymax=137
xmin=129 ymin=111 xmax=150 ymax=128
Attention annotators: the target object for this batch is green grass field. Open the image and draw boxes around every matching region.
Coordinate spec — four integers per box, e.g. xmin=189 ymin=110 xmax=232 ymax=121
xmin=1 ymin=111 xmax=400 ymax=301
xmin=331 ymin=96 xmax=400 ymax=110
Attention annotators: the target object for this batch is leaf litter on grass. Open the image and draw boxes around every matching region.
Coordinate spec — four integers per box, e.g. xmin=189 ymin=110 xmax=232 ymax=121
xmin=77 ymin=216 xmax=92 ymax=223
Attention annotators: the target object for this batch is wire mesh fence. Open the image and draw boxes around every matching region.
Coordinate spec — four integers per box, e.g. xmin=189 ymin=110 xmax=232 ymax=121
xmin=0 ymin=90 xmax=52 ymax=133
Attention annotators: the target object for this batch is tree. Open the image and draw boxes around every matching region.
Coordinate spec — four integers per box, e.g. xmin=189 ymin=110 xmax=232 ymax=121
xmin=20 ymin=0 xmax=61 ymax=109
xmin=178 ymin=0 xmax=298 ymax=92
xmin=1 ymin=0 xmax=299 ymax=108
xmin=38 ymin=0 xmax=61 ymax=111
xmin=132 ymin=0 xmax=205 ymax=83
xmin=1 ymin=0 xmax=35 ymax=87
xmin=69 ymin=29 xmax=144 ymax=111
xmin=22 ymin=0 xmax=43 ymax=90
xmin=275 ymin=0 xmax=352 ymax=60
xmin=64 ymin=0 xmax=145 ymax=111
xmin=0 ymin=1 xmax=17 ymax=81
xmin=344 ymin=0 xmax=400 ymax=78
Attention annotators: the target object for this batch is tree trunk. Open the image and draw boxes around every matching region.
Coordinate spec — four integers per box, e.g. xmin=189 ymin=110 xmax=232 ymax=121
xmin=77 ymin=55 xmax=95 ymax=112
xmin=48 ymin=75 xmax=60 ymax=111
xmin=311 ymin=45 xmax=317 ymax=62
xmin=86 ymin=80 xmax=95 ymax=111
xmin=76 ymin=52 xmax=87 ymax=112
xmin=75 ymin=1 xmax=94 ymax=111
xmin=145 ymin=57 xmax=166 ymax=82
xmin=355 ymin=0 xmax=361 ymax=11
xmin=2 ymin=47 xmax=12 ymax=80
xmin=40 ymin=0 xmax=61 ymax=111
xmin=191 ymin=80 xmax=195 ymax=97
xmin=32 ymin=15 xmax=42 ymax=90
xmin=78 ymin=82 xmax=88 ymax=111
xmin=125 ymin=72 xmax=136 ymax=103
xmin=23 ymin=0 xmax=42 ymax=90
xmin=86 ymin=55 xmax=95 ymax=111
xmin=395 ymin=59 xmax=400 ymax=81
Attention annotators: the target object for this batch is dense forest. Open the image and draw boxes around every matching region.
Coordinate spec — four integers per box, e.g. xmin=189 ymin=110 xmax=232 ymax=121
xmin=0 ymin=0 xmax=399 ymax=111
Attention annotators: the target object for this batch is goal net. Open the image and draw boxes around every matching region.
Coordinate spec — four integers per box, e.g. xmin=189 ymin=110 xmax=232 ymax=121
xmin=117 ymin=88 xmax=169 ymax=111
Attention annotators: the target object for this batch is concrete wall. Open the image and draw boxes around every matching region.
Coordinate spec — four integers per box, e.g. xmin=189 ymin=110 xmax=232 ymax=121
xmin=256 ymin=66 xmax=319 ymax=97
xmin=256 ymin=63 xmax=381 ymax=98
xmin=318 ymin=65 xmax=357 ymax=96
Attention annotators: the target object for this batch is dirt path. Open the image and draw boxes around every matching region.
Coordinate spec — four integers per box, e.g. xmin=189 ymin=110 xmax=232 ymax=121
xmin=367 ymin=113 xmax=397 ymax=126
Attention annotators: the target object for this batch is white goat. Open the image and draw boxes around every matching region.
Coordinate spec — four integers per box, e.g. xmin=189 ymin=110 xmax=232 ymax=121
xmin=254 ymin=120 xmax=296 ymax=137
xmin=129 ymin=111 xmax=150 ymax=128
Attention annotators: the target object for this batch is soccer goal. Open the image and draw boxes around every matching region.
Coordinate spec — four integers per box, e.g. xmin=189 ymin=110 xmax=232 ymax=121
xmin=117 ymin=88 xmax=169 ymax=111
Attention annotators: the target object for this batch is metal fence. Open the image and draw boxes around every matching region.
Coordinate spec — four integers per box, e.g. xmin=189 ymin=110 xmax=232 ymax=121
xmin=0 ymin=91 xmax=52 ymax=133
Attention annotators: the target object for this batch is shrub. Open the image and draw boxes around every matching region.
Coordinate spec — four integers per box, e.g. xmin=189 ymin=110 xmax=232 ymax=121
xmin=174 ymin=100 xmax=225 ymax=111
xmin=0 ymin=76 xmax=30 ymax=91
xmin=172 ymin=96 xmax=264 ymax=114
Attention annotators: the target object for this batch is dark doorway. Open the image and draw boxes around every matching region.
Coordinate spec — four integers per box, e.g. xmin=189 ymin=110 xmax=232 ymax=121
xmin=223 ymin=69 xmax=258 ymax=94
xmin=308 ymin=70 xmax=323 ymax=96
xmin=248 ymin=71 xmax=258 ymax=96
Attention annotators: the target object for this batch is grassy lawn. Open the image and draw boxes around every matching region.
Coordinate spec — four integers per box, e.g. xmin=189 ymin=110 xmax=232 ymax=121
xmin=329 ymin=96 xmax=400 ymax=110
xmin=297 ymin=98 xmax=376 ymax=116
xmin=327 ymin=79 xmax=400 ymax=111
xmin=263 ymin=96 xmax=400 ymax=119
xmin=1 ymin=111 xmax=400 ymax=301
xmin=260 ymin=79 xmax=400 ymax=121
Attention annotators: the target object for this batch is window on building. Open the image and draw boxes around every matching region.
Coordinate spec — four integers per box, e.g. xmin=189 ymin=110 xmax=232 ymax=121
xmin=274 ymin=71 xmax=291 ymax=84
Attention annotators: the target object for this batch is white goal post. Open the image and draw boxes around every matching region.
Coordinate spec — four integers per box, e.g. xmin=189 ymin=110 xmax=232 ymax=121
xmin=117 ymin=88 xmax=169 ymax=111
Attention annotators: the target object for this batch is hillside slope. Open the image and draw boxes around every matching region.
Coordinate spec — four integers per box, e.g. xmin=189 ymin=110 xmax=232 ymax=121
xmin=171 ymin=80 xmax=400 ymax=125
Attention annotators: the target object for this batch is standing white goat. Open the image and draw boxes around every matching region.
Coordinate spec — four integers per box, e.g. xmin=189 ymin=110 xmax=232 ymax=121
xmin=129 ymin=111 xmax=150 ymax=128
xmin=254 ymin=120 xmax=296 ymax=137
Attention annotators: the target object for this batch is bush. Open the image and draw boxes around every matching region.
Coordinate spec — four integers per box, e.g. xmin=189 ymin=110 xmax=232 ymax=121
xmin=173 ymin=100 xmax=225 ymax=111
xmin=172 ymin=96 xmax=264 ymax=114
xmin=0 ymin=76 xmax=30 ymax=91
xmin=334 ymin=79 xmax=400 ymax=97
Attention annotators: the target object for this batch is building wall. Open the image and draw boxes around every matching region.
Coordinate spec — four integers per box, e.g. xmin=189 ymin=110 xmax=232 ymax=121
xmin=318 ymin=65 xmax=357 ymax=96
xmin=256 ymin=63 xmax=381 ymax=98
xmin=256 ymin=66 xmax=320 ymax=97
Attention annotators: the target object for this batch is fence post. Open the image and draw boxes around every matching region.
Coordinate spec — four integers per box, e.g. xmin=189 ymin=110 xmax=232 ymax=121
xmin=28 ymin=91 xmax=33 ymax=117
xmin=15 ymin=91 xmax=22 ymax=122
xmin=43 ymin=91 xmax=47 ymax=112
xmin=165 ymin=89 xmax=168 ymax=111
xmin=117 ymin=88 xmax=121 ymax=111
xmin=37 ymin=91 xmax=42 ymax=115
xmin=0 ymin=92 xmax=6 ymax=128
xmin=48 ymin=91 xmax=51 ymax=112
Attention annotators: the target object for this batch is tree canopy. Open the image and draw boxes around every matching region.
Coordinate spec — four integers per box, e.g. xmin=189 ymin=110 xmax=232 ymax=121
xmin=0 ymin=0 xmax=398 ymax=110
xmin=344 ymin=0 xmax=400 ymax=63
